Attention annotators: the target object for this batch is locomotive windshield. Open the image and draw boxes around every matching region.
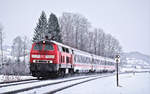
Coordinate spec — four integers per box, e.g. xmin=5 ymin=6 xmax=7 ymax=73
xmin=33 ymin=43 xmax=43 ymax=50
xmin=33 ymin=42 xmax=54 ymax=51
xmin=44 ymin=44 xmax=54 ymax=50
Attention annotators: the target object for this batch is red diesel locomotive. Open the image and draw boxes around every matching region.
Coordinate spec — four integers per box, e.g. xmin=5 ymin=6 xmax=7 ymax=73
xmin=30 ymin=40 xmax=115 ymax=78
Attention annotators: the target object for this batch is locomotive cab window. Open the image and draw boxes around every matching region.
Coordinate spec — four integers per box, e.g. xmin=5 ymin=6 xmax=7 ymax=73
xmin=62 ymin=47 xmax=66 ymax=52
xmin=33 ymin=43 xmax=43 ymax=50
xmin=44 ymin=44 xmax=54 ymax=50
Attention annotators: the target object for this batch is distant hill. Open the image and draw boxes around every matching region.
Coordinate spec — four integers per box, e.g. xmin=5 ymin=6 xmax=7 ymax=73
xmin=121 ymin=51 xmax=150 ymax=65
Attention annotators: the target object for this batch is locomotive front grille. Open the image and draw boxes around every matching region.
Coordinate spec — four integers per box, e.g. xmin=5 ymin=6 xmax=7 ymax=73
xmin=33 ymin=60 xmax=53 ymax=63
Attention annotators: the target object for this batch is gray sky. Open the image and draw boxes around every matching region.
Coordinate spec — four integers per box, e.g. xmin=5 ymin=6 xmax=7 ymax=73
xmin=0 ymin=0 xmax=150 ymax=55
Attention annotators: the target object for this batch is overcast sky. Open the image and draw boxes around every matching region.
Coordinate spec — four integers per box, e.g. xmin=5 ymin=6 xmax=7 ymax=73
xmin=0 ymin=0 xmax=150 ymax=55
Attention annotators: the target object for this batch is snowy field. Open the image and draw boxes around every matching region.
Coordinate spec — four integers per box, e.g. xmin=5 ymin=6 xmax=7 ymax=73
xmin=0 ymin=73 xmax=149 ymax=94
xmin=56 ymin=72 xmax=150 ymax=94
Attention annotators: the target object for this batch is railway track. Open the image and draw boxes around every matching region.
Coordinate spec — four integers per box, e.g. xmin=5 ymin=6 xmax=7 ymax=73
xmin=0 ymin=79 xmax=39 ymax=88
xmin=0 ymin=73 xmax=113 ymax=94
xmin=45 ymin=74 xmax=111 ymax=94
xmin=0 ymin=74 xmax=79 ymax=88
xmin=0 ymin=73 xmax=100 ymax=88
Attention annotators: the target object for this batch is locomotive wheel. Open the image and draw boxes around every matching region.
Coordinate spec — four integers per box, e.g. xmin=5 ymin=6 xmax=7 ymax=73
xmin=57 ymin=69 xmax=65 ymax=77
xmin=61 ymin=70 xmax=65 ymax=77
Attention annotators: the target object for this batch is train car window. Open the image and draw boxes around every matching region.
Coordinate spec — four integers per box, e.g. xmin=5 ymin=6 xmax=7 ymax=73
xmin=105 ymin=61 xmax=108 ymax=65
xmin=75 ymin=55 xmax=78 ymax=62
xmin=80 ymin=55 xmax=82 ymax=63
xmin=74 ymin=55 xmax=76 ymax=62
xmin=77 ymin=55 xmax=80 ymax=62
xmin=107 ymin=61 xmax=109 ymax=65
xmin=33 ymin=43 xmax=43 ymax=50
xmin=94 ymin=59 xmax=96 ymax=64
xmin=111 ymin=62 xmax=113 ymax=65
xmin=98 ymin=60 xmax=100 ymax=64
xmin=100 ymin=61 xmax=102 ymax=65
xmin=85 ymin=57 xmax=88 ymax=63
xmin=110 ymin=62 xmax=112 ymax=65
xmin=102 ymin=61 xmax=105 ymax=65
xmin=83 ymin=56 xmax=85 ymax=63
xmin=69 ymin=49 xmax=72 ymax=54
xmin=97 ymin=60 xmax=99 ymax=64
xmin=80 ymin=56 xmax=83 ymax=63
xmin=108 ymin=62 xmax=110 ymax=65
xmin=88 ymin=58 xmax=90 ymax=63
xmin=77 ymin=55 xmax=79 ymax=62
xmin=104 ymin=61 xmax=106 ymax=65
xmin=44 ymin=44 xmax=54 ymax=50
xmin=112 ymin=62 xmax=114 ymax=65
xmin=109 ymin=62 xmax=111 ymax=65
xmin=85 ymin=57 xmax=87 ymax=63
xmin=93 ymin=59 xmax=95 ymax=64
xmin=78 ymin=55 xmax=80 ymax=62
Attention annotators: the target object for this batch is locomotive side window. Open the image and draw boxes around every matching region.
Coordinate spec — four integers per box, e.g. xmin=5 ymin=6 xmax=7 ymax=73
xmin=44 ymin=44 xmax=54 ymax=50
xmin=66 ymin=48 xmax=69 ymax=53
xmin=61 ymin=47 xmax=70 ymax=53
xmin=58 ymin=46 xmax=62 ymax=52
xmin=33 ymin=43 xmax=43 ymax=50
xmin=62 ymin=47 xmax=66 ymax=52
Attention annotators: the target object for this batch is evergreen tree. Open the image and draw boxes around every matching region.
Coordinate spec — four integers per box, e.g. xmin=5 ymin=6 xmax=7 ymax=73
xmin=48 ymin=13 xmax=62 ymax=43
xmin=33 ymin=11 xmax=47 ymax=42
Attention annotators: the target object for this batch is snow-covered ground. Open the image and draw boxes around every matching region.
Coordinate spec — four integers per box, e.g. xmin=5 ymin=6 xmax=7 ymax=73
xmin=0 ymin=73 xmax=149 ymax=94
xmin=0 ymin=75 xmax=36 ymax=82
xmin=0 ymin=74 xmax=103 ymax=93
xmin=56 ymin=72 xmax=150 ymax=94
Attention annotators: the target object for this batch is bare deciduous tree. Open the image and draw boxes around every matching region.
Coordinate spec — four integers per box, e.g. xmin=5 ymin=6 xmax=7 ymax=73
xmin=0 ymin=23 xmax=4 ymax=68
xmin=12 ymin=36 xmax=23 ymax=62
xmin=59 ymin=12 xmax=122 ymax=58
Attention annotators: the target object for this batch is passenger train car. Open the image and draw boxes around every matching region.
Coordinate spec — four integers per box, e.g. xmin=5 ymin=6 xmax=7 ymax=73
xmin=30 ymin=40 xmax=115 ymax=78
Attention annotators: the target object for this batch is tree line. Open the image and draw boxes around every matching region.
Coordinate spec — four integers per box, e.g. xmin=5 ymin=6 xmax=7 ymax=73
xmin=33 ymin=11 xmax=122 ymax=58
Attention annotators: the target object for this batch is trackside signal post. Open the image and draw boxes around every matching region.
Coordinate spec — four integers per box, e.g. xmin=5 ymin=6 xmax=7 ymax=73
xmin=115 ymin=55 xmax=120 ymax=87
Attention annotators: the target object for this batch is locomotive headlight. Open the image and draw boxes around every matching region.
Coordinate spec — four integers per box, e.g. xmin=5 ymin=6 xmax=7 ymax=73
xmin=33 ymin=60 xmax=36 ymax=63
xmin=49 ymin=60 xmax=53 ymax=63
xmin=32 ymin=55 xmax=40 ymax=58
xmin=45 ymin=55 xmax=55 ymax=58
